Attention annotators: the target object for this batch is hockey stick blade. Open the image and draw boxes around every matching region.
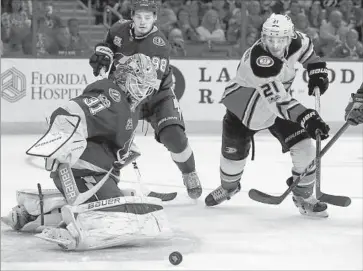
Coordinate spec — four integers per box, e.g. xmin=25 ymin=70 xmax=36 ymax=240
xmin=318 ymin=193 xmax=351 ymax=207
xmin=248 ymin=122 xmax=350 ymax=205
xmin=147 ymin=191 xmax=177 ymax=202
xmin=248 ymin=189 xmax=284 ymax=205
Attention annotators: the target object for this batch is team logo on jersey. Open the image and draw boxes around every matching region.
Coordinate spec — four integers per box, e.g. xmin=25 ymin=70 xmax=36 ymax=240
xmin=113 ymin=36 xmax=122 ymax=47
xmin=109 ymin=88 xmax=121 ymax=102
xmin=153 ymin=36 xmax=166 ymax=47
xmin=225 ymin=146 xmax=237 ymax=154
xmin=256 ymin=56 xmax=274 ymax=67
xmin=125 ymin=118 xmax=133 ymax=130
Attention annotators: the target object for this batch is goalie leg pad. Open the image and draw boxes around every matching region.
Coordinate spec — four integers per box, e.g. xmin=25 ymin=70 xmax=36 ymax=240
xmin=36 ymin=196 xmax=172 ymax=251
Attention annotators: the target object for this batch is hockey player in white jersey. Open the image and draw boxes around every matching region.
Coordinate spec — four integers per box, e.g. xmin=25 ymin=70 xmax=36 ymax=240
xmin=205 ymin=14 xmax=330 ymax=217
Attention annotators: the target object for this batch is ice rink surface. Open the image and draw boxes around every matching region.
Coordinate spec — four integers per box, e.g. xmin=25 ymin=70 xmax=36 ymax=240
xmin=1 ymin=133 xmax=362 ymax=270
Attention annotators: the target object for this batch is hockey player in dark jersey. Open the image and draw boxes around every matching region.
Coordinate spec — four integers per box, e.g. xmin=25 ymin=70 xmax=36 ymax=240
xmin=205 ymin=14 xmax=331 ymax=217
xmin=89 ymin=0 xmax=202 ymax=200
xmin=345 ymin=82 xmax=363 ymax=126
xmin=2 ymin=54 xmax=173 ymax=250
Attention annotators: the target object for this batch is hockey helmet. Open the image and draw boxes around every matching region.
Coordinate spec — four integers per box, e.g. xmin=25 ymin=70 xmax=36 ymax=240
xmin=113 ymin=53 xmax=158 ymax=108
xmin=261 ymin=14 xmax=295 ymax=57
xmin=131 ymin=0 xmax=158 ymax=15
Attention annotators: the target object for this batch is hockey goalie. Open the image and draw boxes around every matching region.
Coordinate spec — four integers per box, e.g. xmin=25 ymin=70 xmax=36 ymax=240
xmin=1 ymin=53 xmax=172 ymax=251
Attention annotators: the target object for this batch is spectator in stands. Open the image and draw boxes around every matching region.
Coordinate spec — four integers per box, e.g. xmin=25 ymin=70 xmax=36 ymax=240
xmin=246 ymin=28 xmax=259 ymax=47
xmin=1 ymin=1 xmax=31 ymax=56
xmin=260 ymin=0 xmax=273 ymax=21
xmin=47 ymin=25 xmax=74 ymax=56
xmin=247 ymin=1 xmax=263 ymax=31
xmin=21 ymin=0 xmax=33 ymax=19
xmin=93 ymin=0 xmax=108 ymax=25
xmin=211 ymin=0 xmax=230 ymax=31
xmin=157 ymin=3 xmax=178 ymax=39
xmin=68 ymin=18 xmax=91 ymax=56
xmin=329 ymin=28 xmax=363 ymax=58
xmin=286 ymin=0 xmax=302 ymax=25
xmin=307 ymin=1 xmax=325 ymax=29
xmin=196 ymin=9 xmax=226 ymax=42
xmin=295 ymin=13 xmax=321 ymax=53
xmin=226 ymin=8 xmax=242 ymax=43
xmin=319 ymin=10 xmax=350 ymax=56
xmin=297 ymin=0 xmax=313 ymax=13
xmin=339 ymin=0 xmax=361 ymax=29
xmin=120 ymin=0 xmax=132 ymax=20
xmin=1 ymin=0 xmax=11 ymax=14
xmin=176 ymin=7 xmax=201 ymax=41
xmin=40 ymin=2 xmax=62 ymax=31
xmin=270 ymin=0 xmax=291 ymax=14
xmin=188 ymin=0 xmax=202 ymax=29
xmin=168 ymin=27 xmax=187 ymax=56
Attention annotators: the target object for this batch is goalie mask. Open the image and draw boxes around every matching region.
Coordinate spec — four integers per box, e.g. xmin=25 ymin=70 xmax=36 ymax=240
xmin=113 ymin=53 xmax=158 ymax=109
xmin=262 ymin=14 xmax=295 ymax=58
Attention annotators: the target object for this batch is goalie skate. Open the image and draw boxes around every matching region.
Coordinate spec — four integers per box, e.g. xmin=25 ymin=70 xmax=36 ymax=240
xmin=205 ymin=183 xmax=241 ymax=206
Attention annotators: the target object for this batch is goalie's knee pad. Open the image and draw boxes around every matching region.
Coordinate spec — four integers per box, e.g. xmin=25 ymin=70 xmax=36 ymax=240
xmin=36 ymin=196 xmax=172 ymax=251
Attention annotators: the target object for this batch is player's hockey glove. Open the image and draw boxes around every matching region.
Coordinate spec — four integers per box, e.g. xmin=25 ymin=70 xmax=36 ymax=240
xmin=297 ymin=109 xmax=330 ymax=140
xmin=89 ymin=43 xmax=114 ymax=76
xmin=307 ymin=62 xmax=329 ymax=96
xmin=345 ymin=92 xmax=363 ymax=126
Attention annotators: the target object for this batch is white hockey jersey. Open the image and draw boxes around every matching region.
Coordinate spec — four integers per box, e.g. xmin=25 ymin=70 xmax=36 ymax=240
xmin=222 ymin=31 xmax=321 ymax=130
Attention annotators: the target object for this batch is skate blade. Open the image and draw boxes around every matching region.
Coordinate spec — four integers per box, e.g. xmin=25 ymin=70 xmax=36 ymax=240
xmin=299 ymin=209 xmax=329 ymax=218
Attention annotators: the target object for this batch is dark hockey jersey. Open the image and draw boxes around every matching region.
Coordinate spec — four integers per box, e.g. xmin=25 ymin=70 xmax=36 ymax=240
xmin=222 ymin=31 xmax=321 ymax=130
xmin=63 ymin=79 xmax=138 ymax=150
xmin=104 ymin=20 xmax=173 ymax=95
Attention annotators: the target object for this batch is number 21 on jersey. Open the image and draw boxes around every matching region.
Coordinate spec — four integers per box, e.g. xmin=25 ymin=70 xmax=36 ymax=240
xmin=259 ymin=81 xmax=284 ymax=103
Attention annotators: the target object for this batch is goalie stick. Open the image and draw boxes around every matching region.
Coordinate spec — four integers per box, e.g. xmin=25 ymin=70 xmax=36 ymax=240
xmin=314 ymin=89 xmax=351 ymax=207
xmin=248 ymin=121 xmax=351 ymax=206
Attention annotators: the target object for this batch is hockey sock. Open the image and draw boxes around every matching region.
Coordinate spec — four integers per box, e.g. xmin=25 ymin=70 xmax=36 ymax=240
xmin=159 ymin=125 xmax=196 ymax=174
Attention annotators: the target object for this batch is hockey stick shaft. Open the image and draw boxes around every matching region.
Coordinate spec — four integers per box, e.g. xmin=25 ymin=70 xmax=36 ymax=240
xmin=249 ymin=121 xmax=350 ymax=204
xmin=314 ymin=88 xmax=322 ymax=198
xmin=314 ymin=88 xmax=351 ymax=207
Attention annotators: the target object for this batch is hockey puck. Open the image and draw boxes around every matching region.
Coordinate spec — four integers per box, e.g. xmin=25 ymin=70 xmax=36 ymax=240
xmin=169 ymin=251 xmax=183 ymax=265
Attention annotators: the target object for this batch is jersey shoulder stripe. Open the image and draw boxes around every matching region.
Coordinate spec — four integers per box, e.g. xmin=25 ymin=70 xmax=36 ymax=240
xmin=286 ymin=31 xmax=303 ymax=59
xmin=250 ymin=42 xmax=283 ymax=78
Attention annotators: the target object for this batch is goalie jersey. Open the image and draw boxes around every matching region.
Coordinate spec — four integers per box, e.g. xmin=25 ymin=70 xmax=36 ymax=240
xmin=62 ymin=78 xmax=138 ymax=149
xmin=222 ymin=31 xmax=320 ymax=130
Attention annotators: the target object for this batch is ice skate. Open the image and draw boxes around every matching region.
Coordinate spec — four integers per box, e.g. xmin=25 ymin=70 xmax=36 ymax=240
xmin=182 ymin=171 xmax=202 ymax=199
xmin=205 ymin=183 xmax=241 ymax=206
xmin=287 ymin=177 xmax=328 ymax=218
xmin=1 ymin=205 xmax=36 ymax=231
